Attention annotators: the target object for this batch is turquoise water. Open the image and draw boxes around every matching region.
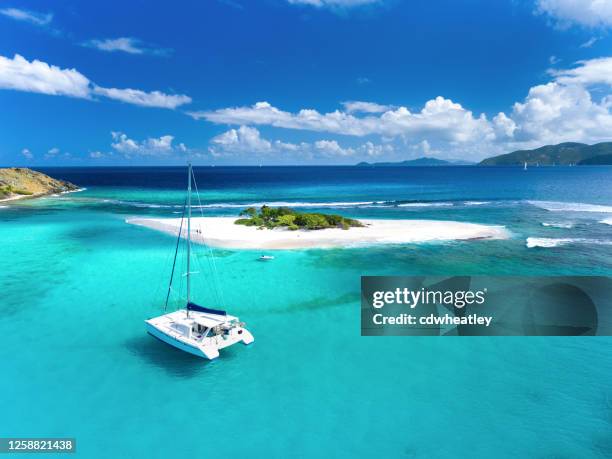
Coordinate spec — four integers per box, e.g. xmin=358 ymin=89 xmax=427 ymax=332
xmin=1 ymin=167 xmax=612 ymax=458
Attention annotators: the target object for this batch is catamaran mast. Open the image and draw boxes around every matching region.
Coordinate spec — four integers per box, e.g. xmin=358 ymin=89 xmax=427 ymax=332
xmin=186 ymin=162 xmax=192 ymax=317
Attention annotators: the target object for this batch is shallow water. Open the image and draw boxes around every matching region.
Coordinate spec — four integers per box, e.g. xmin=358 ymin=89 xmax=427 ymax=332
xmin=1 ymin=166 xmax=612 ymax=458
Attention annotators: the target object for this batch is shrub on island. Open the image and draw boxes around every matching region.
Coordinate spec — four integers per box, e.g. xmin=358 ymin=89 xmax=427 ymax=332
xmin=234 ymin=205 xmax=363 ymax=230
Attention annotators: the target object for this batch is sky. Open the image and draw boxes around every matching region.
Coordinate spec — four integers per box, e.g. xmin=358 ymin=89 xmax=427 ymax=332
xmin=1 ymin=0 xmax=612 ymax=165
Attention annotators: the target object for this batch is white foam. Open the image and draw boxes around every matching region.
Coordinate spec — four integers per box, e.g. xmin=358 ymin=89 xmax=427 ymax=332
xmin=601 ymin=218 xmax=612 ymax=226
xmin=528 ymin=201 xmax=612 ymax=213
xmin=192 ymin=201 xmax=378 ymax=209
xmin=61 ymin=187 xmax=87 ymax=195
xmin=397 ymin=202 xmax=453 ymax=207
xmin=526 ymin=237 xmax=574 ymax=248
xmin=541 ymin=222 xmax=574 ymax=229
xmin=526 ymin=237 xmax=612 ymax=248
xmin=464 ymin=201 xmax=491 ymax=206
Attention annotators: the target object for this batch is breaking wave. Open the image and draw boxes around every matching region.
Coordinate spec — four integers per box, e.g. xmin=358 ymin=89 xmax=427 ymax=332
xmin=541 ymin=222 xmax=574 ymax=229
xmin=528 ymin=201 xmax=612 ymax=213
xmin=526 ymin=237 xmax=612 ymax=248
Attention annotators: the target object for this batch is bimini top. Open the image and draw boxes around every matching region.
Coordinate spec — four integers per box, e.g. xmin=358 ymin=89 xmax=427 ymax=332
xmin=187 ymin=302 xmax=227 ymax=316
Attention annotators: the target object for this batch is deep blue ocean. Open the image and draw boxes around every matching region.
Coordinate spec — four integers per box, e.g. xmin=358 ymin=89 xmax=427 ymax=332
xmin=1 ymin=166 xmax=612 ymax=458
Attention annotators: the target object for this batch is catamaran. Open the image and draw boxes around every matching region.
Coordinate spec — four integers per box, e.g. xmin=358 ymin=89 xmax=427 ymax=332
xmin=145 ymin=164 xmax=254 ymax=360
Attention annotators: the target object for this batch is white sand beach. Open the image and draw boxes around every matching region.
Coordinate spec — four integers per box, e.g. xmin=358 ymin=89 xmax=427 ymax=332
xmin=126 ymin=217 xmax=510 ymax=249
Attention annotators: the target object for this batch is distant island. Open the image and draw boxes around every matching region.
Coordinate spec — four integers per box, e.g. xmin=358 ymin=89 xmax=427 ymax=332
xmin=0 ymin=167 xmax=79 ymax=202
xmin=356 ymin=157 xmax=474 ymax=167
xmin=479 ymin=142 xmax=612 ymax=166
xmin=234 ymin=205 xmax=364 ymax=230
xmin=578 ymin=153 xmax=612 ymax=165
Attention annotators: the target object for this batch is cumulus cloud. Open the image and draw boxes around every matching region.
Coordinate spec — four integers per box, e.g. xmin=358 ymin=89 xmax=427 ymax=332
xmin=536 ymin=0 xmax=612 ymax=28
xmin=342 ymin=101 xmax=393 ymax=113
xmin=191 ymin=97 xmax=493 ymax=143
xmin=314 ymin=139 xmax=354 ymax=156
xmin=0 ymin=7 xmax=52 ymax=26
xmin=0 ymin=54 xmax=91 ymax=98
xmin=208 ymin=125 xmax=392 ymax=160
xmin=0 ymin=54 xmax=191 ymax=109
xmin=111 ymin=132 xmax=187 ymax=157
xmin=21 ymin=148 xmax=33 ymax=159
xmin=208 ymin=126 xmax=306 ymax=157
xmin=82 ymin=37 xmax=172 ymax=56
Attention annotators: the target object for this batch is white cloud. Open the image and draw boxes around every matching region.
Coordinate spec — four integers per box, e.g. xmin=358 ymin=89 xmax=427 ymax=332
xmin=94 ymin=86 xmax=191 ymax=109
xmin=342 ymin=101 xmax=393 ymax=113
xmin=314 ymin=139 xmax=354 ymax=156
xmin=45 ymin=147 xmax=60 ymax=159
xmin=287 ymin=0 xmax=381 ymax=8
xmin=191 ymin=97 xmax=493 ymax=143
xmin=580 ymin=36 xmax=600 ymax=47
xmin=82 ymin=37 xmax=171 ymax=56
xmin=110 ymin=132 xmax=187 ymax=157
xmin=536 ymin=0 xmax=612 ymax=28
xmin=0 ymin=7 xmax=52 ymax=26
xmin=208 ymin=125 xmax=392 ymax=160
xmin=20 ymin=148 xmax=33 ymax=159
xmin=209 ymin=126 xmax=303 ymax=157
xmin=549 ymin=56 xmax=612 ymax=86
xmin=0 ymin=54 xmax=91 ymax=98
xmin=0 ymin=54 xmax=191 ymax=109
xmin=89 ymin=151 xmax=107 ymax=159
xmin=510 ymin=81 xmax=612 ymax=144
xmin=549 ymin=55 xmax=561 ymax=65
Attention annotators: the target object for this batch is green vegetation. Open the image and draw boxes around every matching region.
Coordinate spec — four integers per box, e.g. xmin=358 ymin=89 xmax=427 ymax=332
xmin=0 ymin=184 xmax=33 ymax=197
xmin=234 ymin=205 xmax=364 ymax=230
xmin=479 ymin=142 xmax=612 ymax=166
xmin=579 ymin=153 xmax=612 ymax=165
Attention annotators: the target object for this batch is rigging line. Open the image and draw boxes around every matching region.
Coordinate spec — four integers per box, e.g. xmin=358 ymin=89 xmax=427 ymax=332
xmin=191 ymin=177 xmax=223 ymax=307
xmin=191 ymin=167 xmax=227 ymax=309
xmin=164 ymin=197 xmax=187 ymax=311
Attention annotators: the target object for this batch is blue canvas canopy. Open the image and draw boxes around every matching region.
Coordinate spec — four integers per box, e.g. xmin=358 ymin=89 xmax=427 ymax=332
xmin=187 ymin=302 xmax=227 ymax=316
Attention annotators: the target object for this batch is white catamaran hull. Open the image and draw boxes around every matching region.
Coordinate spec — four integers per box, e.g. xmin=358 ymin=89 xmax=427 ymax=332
xmin=145 ymin=309 xmax=254 ymax=360
xmin=146 ymin=321 xmax=219 ymax=359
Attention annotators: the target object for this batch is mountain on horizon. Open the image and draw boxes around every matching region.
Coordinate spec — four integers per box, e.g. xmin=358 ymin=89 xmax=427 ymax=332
xmin=479 ymin=142 xmax=612 ymax=166
xmin=356 ymin=157 xmax=474 ymax=167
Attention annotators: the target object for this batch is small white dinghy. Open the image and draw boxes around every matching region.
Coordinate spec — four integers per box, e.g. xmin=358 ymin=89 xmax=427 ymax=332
xmin=258 ymin=255 xmax=275 ymax=261
xmin=145 ymin=164 xmax=254 ymax=360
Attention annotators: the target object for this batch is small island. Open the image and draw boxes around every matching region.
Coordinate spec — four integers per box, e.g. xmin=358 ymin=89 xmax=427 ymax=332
xmin=0 ymin=167 xmax=79 ymax=202
xmin=234 ymin=205 xmax=364 ymax=230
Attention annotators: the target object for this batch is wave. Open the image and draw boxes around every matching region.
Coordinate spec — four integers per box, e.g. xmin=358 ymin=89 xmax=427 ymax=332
xmin=464 ymin=201 xmax=491 ymax=206
xmin=192 ymin=201 xmax=380 ymax=209
xmin=528 ymin=200 xmax=612 ymax=213
xmin=526 ymin=237 xmax=612 ymax=248
xmin=601 ymin=218 xmax=612 ymax=226
xmin=541 ymin=222 xmax=574 ymax=229
xmin=62 ymin=187 xmax=87 ymax=194
xmin=100 ymin=199 xmax=174 ymax=209
xmin=396 ymin=202 xmax=453 ymax=207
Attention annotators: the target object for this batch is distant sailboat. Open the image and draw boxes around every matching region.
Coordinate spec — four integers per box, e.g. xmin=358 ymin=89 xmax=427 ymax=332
xmin=524 ymin=161 xmax=527 ymax=170
xmin=145 ymin=164 xmax=254 ymax=360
